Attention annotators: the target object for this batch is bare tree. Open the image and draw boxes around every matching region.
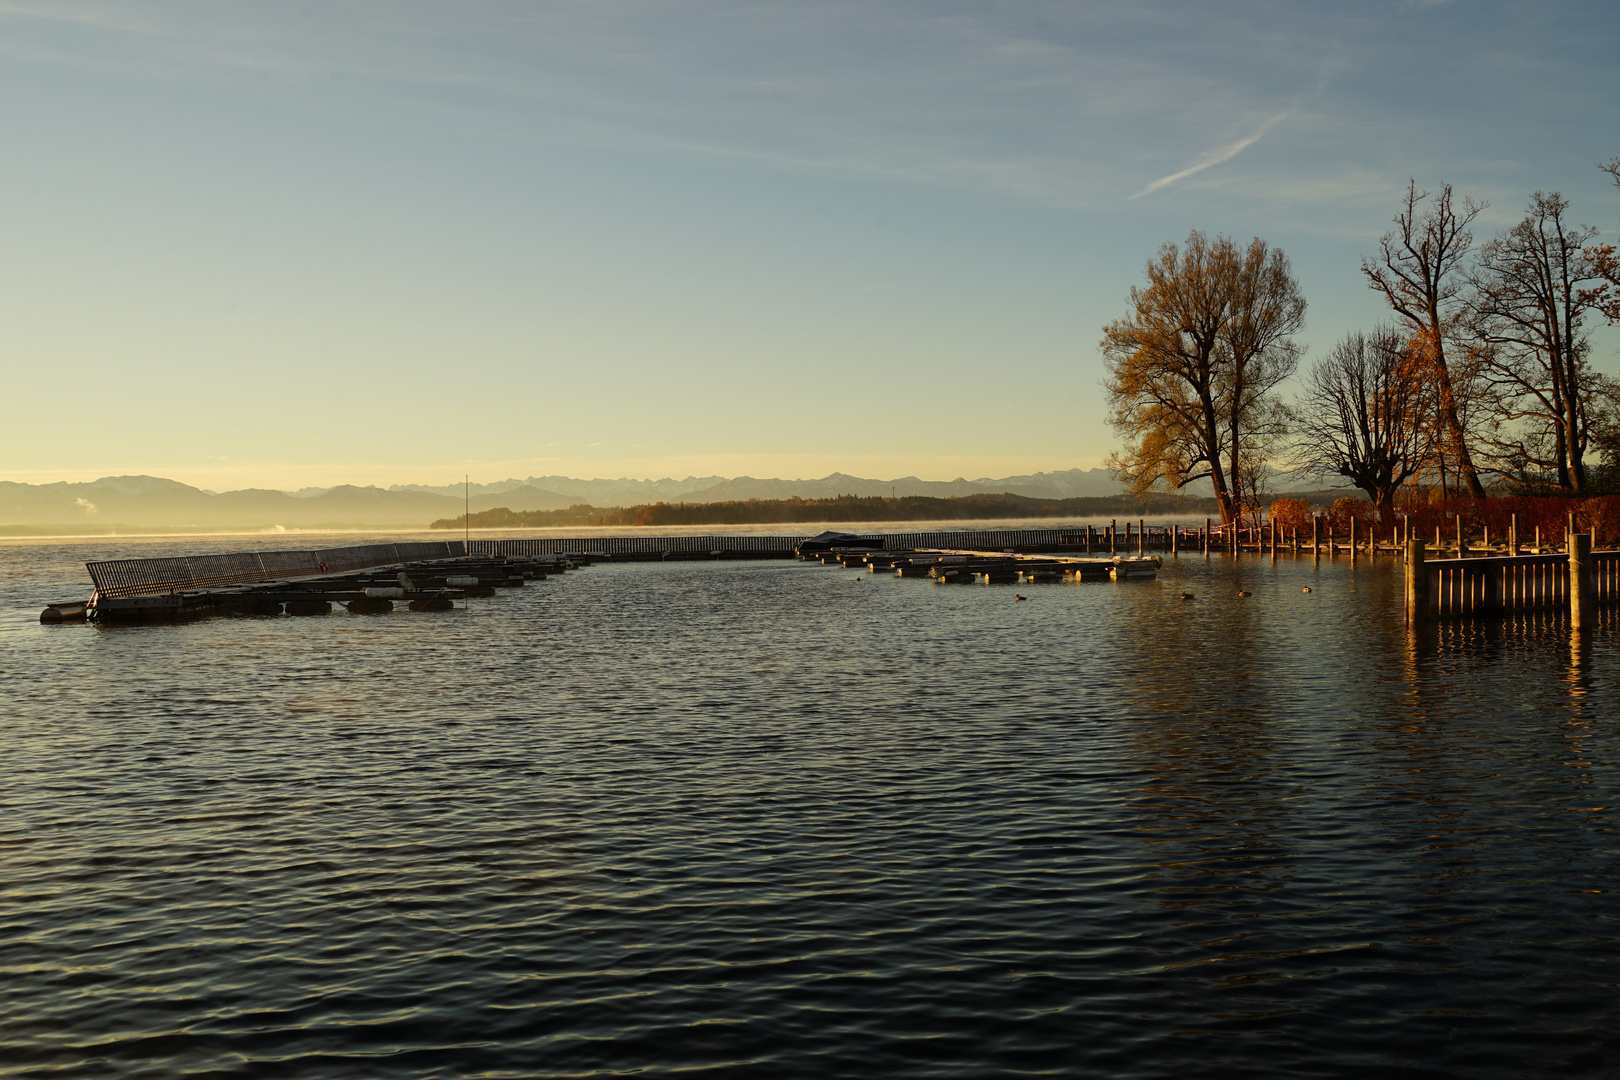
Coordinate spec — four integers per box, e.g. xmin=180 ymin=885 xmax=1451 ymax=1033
xmin=1102 ymin=231 xmax=1305 ymax=525
xmin=1469 ymin=192 xmax=1606 ymax=493
xmin=1291 ymin=327 xmax=1437 ymax=509
xmin=1589 ymin=158 xmax=1620 ymax=324
xmin=1362 ymin=181 xmax=1488 ymax=497
xmin=1589 ymin=380 xmax=1620 ymax=491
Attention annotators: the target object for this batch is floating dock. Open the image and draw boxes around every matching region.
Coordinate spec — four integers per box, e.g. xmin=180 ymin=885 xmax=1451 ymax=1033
xmin=41 ymin=541 xmax=586 ymax=623
xmin=40 ymin=529 xmax=1166 ymax=624
xmin=803 ymin=545 xmax=1160 ymax=583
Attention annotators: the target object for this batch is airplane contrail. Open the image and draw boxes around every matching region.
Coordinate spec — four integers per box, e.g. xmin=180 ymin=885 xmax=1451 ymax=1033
xmin=1130 ymin=111 xmax=1289 ymax=199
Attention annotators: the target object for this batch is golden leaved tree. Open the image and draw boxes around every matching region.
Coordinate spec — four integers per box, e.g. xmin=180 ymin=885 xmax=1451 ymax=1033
xmin=1101 ymin=231 xmax=1305 ymax=525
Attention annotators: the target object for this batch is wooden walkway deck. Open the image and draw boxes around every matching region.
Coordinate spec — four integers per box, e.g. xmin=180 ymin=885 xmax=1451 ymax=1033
xmin=42 ymin=528 xmax=1174 ymax=623
xmin=43 ymin=544 xmax=585 ymax=623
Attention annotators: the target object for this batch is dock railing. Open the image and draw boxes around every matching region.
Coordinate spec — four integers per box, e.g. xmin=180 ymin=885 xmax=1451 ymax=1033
xmin=1405 ymin=535 xmax=1619 ymax=628
xmin=87 ymin=541 xmax=469 ymax=599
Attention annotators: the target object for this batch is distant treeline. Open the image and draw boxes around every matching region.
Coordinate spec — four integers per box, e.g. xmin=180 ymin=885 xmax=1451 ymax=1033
xmin=431 ymin=492 xmax=1216 ymax=530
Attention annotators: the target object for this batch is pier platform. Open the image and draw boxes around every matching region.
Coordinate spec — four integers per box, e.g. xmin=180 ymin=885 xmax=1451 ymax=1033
xmin=45 ymin=541 xmax=585 ymax=623
xmin=42 ymin=529 xmax=1174 ymax=625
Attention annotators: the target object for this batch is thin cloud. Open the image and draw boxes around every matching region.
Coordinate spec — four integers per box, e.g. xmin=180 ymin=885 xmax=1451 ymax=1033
xmin=1130 ymin=111 xmax=1290 ymax=199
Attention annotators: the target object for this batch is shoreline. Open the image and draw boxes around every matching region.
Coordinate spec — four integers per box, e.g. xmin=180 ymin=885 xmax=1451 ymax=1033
xmin=1 ymin=515 xmax=1225 ymax=544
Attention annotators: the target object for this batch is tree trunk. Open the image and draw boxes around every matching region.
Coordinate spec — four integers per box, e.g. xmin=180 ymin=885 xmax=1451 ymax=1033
xmin=1429 ymin=342 xmax=1486 ymax=497
xmin=1203 ymin=395 xmax=1236 ymax=525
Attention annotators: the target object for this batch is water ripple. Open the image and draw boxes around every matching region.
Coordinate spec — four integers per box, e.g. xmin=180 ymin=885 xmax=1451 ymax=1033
xmin=2 ymin=539 xmax=1618 ymax=1077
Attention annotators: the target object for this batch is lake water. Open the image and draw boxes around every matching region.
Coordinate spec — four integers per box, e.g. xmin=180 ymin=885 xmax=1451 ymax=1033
xmin=3 ymin=533 xmax=1618 ymax=1078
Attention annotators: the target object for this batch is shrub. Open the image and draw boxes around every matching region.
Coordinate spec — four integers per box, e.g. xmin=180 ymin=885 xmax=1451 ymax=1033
xmin=1327 ymin=497 xmax=1374 ymax=533
xmin=1579 ymin=496 xmax=1620 ymax=549
xmin=1268 ymin=498 xmax=1313 ymax=533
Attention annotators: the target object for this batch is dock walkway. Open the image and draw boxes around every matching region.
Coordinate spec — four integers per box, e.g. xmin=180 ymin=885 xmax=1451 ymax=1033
xmin=44 ymin=541 xmax=582 ymax=623
xmin=42 ymin=529 xmax=1171 ymax=623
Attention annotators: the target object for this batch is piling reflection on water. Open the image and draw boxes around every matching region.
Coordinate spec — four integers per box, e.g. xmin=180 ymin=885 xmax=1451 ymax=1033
xmin=1 ymin=534 xmax=1617 ymax=1079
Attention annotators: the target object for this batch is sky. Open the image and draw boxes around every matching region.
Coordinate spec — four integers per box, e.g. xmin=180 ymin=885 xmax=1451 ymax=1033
xmin=2 ymin=0 xmax=1618 ymax=491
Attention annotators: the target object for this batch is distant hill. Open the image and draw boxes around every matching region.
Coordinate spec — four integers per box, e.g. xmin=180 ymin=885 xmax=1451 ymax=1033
xmin=0 ymin=468 xmax=1128 ymax=532
xmin=0 ymin=475 xmax=575 ymax=531
xmin=387 ymin=468 xmax=1126 ymax=506
xmin=434 ymin=492 xmax=1212 ymax=530
xmin=388 ymin=475 xmax=730 ymax=505
xmin=678 ymin=468 xmax=1123 ymax=503
xmin=0 ymin=471 xmax=1365 ymax=534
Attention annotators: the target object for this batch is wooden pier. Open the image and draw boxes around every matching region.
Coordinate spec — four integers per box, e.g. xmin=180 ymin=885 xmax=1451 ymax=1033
xmin=473 ymin=526 xmax=1169 ymax=560
xmin=806 ymin=545 xmax=1161 ymax=583
xmin=40 ymin=541 xmax=587 ymax=623
xmin=40 ymin=529 xmax=1176 ymax=623
xmin=65 ymin=517 xmax=1614 ymax=627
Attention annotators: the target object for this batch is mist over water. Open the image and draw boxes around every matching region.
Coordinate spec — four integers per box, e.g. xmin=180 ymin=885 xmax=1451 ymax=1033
xmin=3 ymin=534 xmax=1617 ymax=1078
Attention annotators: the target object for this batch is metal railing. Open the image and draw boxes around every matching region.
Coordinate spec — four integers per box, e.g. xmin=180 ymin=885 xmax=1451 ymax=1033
xmin=87 ymin=541 xmax=468 ymax=599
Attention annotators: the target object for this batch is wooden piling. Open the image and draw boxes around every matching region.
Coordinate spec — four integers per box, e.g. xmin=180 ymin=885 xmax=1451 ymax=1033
xmin=1405 ymin=538 xmax=1428 ymax=625
xmin=1510 ymin=514 xmax=1520 ymax=556
xmin=1312 ymin=515 xmax=1320 ymax=559
xmin=1203 ymin=518 xmax=1211 ymax=556
xmin=1110 ymin=520 xmax=1116 ymax=555
xmin=1457 ymin=517 xmax=1465 ymax=559
xmin=1568 ymin=511 xmax=1576 ymax=554
xmin=1349 ymin=516 xmax=1356 ymax=561
xmin=1571 ymin=533 xmax=1595 ymax=630
xmin=1139 ymin=518 xmax=1146 ymax=558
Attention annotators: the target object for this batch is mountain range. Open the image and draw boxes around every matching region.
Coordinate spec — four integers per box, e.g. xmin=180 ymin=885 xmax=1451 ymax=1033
xmin=382 ymin=468 xmax=1127 ymax=505
xmin=0 ymin=469 xmax=1127 ymax=531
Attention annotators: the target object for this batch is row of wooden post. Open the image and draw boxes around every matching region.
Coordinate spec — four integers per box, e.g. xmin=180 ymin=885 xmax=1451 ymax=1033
xmin=1083 ymin=521 xmax=1152 ymax=556
xmin=1087 ymin=509 xmax=1588 ymax=563
xmin=1193 ymin=515 xmax=1377 ymax=558
xmin=1354 ymin=510 xmax=1592 ymax=558
xmin=1192 ymin=510 xmax=1590 ymax=560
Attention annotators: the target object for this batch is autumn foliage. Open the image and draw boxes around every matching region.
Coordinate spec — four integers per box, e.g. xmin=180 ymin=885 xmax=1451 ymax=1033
xmin=1327 ymin=497 xmax=1377 ymax=534
xmin=1390 ymin=494 xmax=1620 ymax=546
xmin=1267 ymin=499 xmax=1312 ymax=533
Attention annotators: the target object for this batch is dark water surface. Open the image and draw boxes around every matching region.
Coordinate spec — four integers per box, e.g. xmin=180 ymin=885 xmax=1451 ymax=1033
xmin=3 ymin=535 xmax=1619 ymax=1078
